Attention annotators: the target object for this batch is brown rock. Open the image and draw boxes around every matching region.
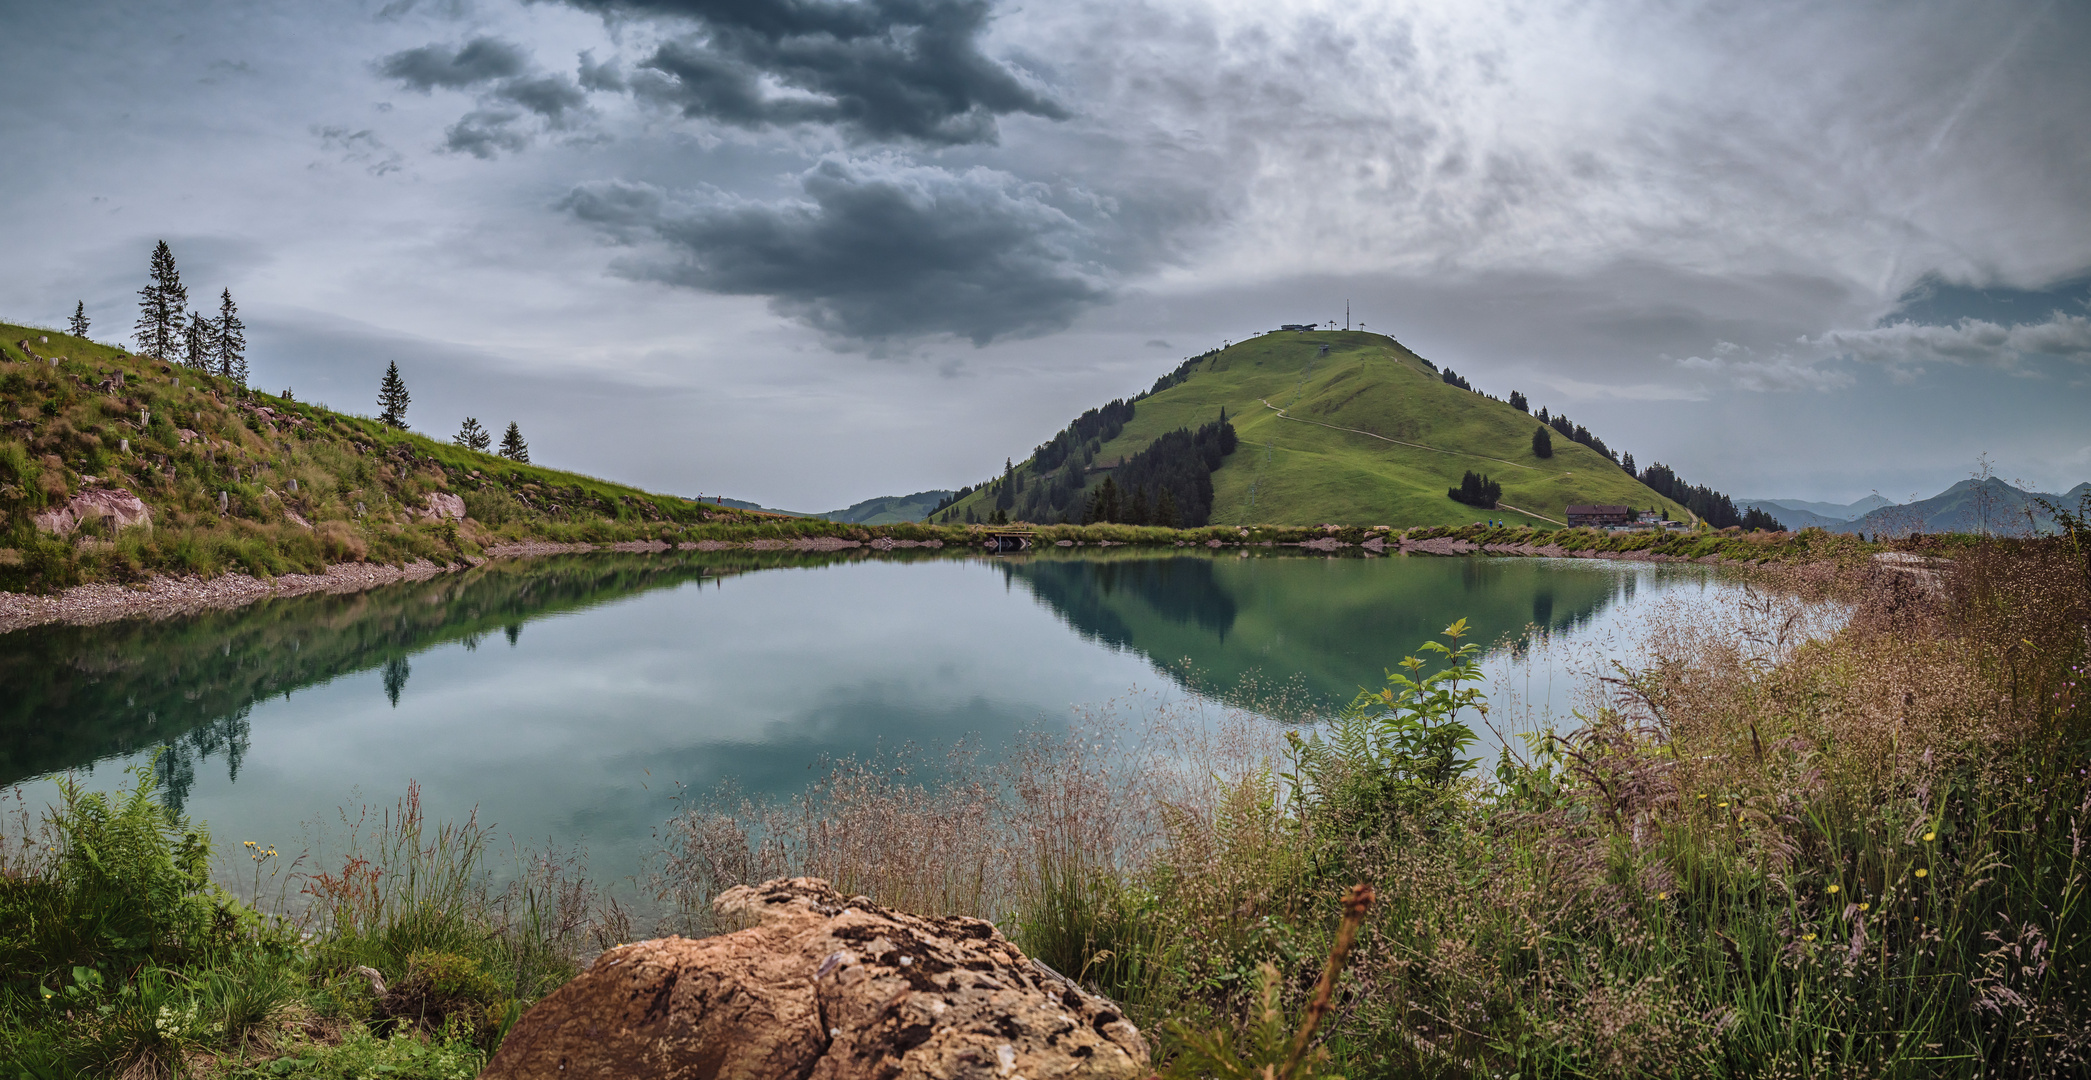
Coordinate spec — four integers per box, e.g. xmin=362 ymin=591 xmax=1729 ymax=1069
xmin=483 ymin=877 xmax=1150 ymax=1080
xmin=33 ymin=488 xmax=152 ymax=535
xmin=423 ymin=492 xmax=467 ymax=521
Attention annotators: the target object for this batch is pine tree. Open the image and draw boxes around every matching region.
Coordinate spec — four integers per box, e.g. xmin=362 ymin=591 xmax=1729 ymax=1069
xmin=1156 ymin=488 xmax=1180 ymax=528
xmin=1508 ymin=390 xmax=1528 ymax=413
xmin=499 ymin=421 xmax=529 ymax=462
xmin=1126 ymin=486 xmax=1149 ymax=526
xmin=1621 ymin=451 xmax=1636 ymax=476
xmin=1536 ymin=406 xmax=1549 ymax=425
xmin=183 ymin=309 xmax=218 ymax=370
xmin=1532 ymin=425 xmax=1553 ymax=459
xmin=134 ymin=240 xmax=188 ymax=360
xmin=67 ymin=302 xmax=89 ymax=338
xmin=995 ymin=458 xmax=1016 ymax=511
xmin=377 ymin=361 xmax=411 ymax=428
xmin=455 ymin=417 xmax=492 ymax=452
xmin=215 ymin=289 xmax=248 ymax=386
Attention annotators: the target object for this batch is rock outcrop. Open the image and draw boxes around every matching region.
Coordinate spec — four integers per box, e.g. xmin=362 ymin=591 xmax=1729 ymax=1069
xmin=482 ymin=877 xmax=1151 ymax=1080
xmin=423 ymin=492 xmax=466 ymax=521
xmin=33 ymin=488 xmax=152 ymax=535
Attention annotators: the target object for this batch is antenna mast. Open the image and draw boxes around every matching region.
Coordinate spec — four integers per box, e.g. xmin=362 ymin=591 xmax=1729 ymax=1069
xmin=1345 ymin=300 xmax=1350 ymax=331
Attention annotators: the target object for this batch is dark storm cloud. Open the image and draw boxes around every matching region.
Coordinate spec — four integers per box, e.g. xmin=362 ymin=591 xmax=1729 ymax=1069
xmin=377 ymin=37 xmax=593 ymax=155
xmin=561 ymin=157 xmax=1108 ymax=343
xmin=376 ymin=37 xmax=529 ymax=90
xmin=565 ymin=0 xmax=1066 ymax=144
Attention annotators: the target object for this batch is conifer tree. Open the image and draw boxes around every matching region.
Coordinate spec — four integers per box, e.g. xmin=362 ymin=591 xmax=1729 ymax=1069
xmin=499 ymin=421 xmax=529 ymax=462
xmin=1621 ymin=451 xmax=1636 ymax=476
xmin=377 ymin=361 xmax=411 ymax=428
xmin=183 ymin=309 xmax=218 ymax=370
xmin=455 ymin=417 xmax=492 ymax=452
xmin=67 ymin=302 xmax=89 ymax=338
xmin=1508 ymin=390 xmax=1528 ymax=413
xmin=134 ymin=240 xmax=188 ymax=359
xmin=1532 ymin=425 xmax=1553 ymax=459
xmin=215 ymin=289 xmax=248 ymax=386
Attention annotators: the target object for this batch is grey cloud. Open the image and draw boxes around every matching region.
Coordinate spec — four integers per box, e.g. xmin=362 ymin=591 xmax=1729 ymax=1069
xmin=378 ymin=37 xmax=594 ymax=155
xmin=565 ymin=0 xmax=1066 ymax=145
xmin=1672 ymin=341 xmax=1854 ymax=393
xmin=1815 ymin=312 xmax=2091 ymax=368
xmin=312 ymin=124 xmax=404 ymax=175
xmin=577 ymin=49 xmax=626 ymax=92
xmin=444 ymin=109 xmax=532 ymax=158
xmin=494 ymin=74 xmax=588 ymax=126
xmin=376 ymin=37 xmax=528 ymax=91
xmin=561 ymin=157 xmax=1109 ymax=344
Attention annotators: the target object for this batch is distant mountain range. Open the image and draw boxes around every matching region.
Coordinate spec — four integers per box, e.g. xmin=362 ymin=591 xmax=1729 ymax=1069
xmin=712 ymin=490 xmax=955 ymax=525
xmin=1743 ymin=479 xmax=2090 ymax=536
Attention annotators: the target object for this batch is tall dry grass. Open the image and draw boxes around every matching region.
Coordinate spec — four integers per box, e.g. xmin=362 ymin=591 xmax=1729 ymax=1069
xmin=662 ymin=541 xmax=2090 ymax=1077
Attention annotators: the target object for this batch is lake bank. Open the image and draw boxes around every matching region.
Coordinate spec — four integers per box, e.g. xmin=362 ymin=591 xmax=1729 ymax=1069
xmin=0 ymin=519 xmax=1892 ymax=633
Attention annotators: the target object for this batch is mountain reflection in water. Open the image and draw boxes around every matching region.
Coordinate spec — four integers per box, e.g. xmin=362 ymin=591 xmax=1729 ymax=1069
xmin=1 ymin=549 xmax=1702 ymax=875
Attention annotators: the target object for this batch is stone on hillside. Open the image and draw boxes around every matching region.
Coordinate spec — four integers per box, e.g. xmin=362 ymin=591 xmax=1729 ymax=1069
xmin=32 ymin=488 xmax=153 ymax=535
xmin=482 ymin=876 xmax=1150 ymax=1080
xmin=424 ymin=492 xmax=466 ymax=521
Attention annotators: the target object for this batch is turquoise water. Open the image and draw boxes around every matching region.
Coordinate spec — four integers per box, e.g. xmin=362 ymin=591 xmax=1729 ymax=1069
xmin=0 ymin=549 xmax=1722 ymax=878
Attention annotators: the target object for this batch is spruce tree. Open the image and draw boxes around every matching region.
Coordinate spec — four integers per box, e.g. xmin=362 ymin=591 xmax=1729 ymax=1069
xmin=377 ymin=361 xmax=411 ymax=428
xmin=183 ymin=309 xmax=218 ymax=370
xmin=1156 ymin=488 xmax=1180 ymax=528
xmin=499 ymin=421 xmax=529 ymax=462
xmin=455 ymin=417 xmax=492 ymax=452
xmin=1508 ymin=390 xmax=1528 ymax=413
xmin=67 ymin=302 xmax=89 ymax=338
xmin=134 ymin=240 xmax=188 ymax=360
xmin=1532 ymin=425 xmax=1553 ymax=459
xmin=215 ymin=289 xmax=248 ymax=386
xmin=1621 ymin=451 xmax=1636 ymax=476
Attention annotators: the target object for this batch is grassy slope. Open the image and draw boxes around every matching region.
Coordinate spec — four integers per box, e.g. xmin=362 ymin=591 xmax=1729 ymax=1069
xmin=948 ymin=330 xmax=1685 ymax=527
xmin=0 ymin=321 xmax=802 ymax=592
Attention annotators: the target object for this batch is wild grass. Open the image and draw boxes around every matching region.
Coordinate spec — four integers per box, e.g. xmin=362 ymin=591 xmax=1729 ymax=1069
xmin=0 ymin=770 xmax=621 ymax=1078
xmin=5 ymin=534 xmax=2081 ymax=1076
xmin=657 ymin=536 xmax=2090 ymax=1077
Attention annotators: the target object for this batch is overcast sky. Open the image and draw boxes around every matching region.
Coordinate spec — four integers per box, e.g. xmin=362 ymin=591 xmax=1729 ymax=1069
xmin=2 ymin=0 xmax=2086 ymax=509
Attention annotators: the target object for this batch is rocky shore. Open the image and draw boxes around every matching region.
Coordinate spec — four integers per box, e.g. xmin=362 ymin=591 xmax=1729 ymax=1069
xmin=0 ymin=536 xmax=954 ymax=634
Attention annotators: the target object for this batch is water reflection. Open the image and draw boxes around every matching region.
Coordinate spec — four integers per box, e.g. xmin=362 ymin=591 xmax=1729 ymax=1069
xmin=1 ymin=549 xmax=1714 ymax=876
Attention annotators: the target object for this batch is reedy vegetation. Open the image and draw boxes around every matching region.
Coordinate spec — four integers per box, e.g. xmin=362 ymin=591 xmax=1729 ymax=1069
xmin=659 ymin=537 xmax=2090 ymax=1076
xmin=1 ymin=534 xmax=2084 ymax=1077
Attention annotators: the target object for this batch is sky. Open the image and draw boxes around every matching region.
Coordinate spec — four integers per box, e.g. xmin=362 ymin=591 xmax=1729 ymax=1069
xmin=1 ymin=0 xmax=2086 ymax=510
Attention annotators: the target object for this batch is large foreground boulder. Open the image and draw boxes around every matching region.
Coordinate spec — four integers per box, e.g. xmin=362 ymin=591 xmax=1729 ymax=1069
xmin=483 ymin=877 xmax=1151 ymax=1080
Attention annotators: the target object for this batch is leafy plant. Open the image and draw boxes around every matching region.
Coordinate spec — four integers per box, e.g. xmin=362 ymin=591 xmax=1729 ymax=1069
xmin=1285 ymin=618 xmax=1485 ymax=832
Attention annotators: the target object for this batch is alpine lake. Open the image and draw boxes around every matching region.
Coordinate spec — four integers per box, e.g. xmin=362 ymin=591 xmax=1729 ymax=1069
xmin=1 ymin=547 xmax=1747 ymax=883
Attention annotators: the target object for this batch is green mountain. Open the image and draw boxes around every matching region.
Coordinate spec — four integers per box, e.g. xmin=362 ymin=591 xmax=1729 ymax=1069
xmin=715 ymin=490 xmax=954 ymax=524
xmin=944 ymin=330 xmax=1684 ymax=527
xmin=822 ymin=489 xmax=954 ymax=525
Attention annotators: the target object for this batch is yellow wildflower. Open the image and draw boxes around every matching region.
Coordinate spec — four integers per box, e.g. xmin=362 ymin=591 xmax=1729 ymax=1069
xmin=1827 ymin=884 xmax=1840 ymax=894
xmin=1923 ymin=831 xmax=1935 ymax=842
xmin=1915 ymin=868 xmax=1928 ymax=878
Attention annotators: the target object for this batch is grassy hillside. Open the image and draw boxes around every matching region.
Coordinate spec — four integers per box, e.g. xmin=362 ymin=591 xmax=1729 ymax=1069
xmin=0 ymin=321 xmax=797 ymax=593
xmin=824 ymin=489 xmax=954 ymax=525
xmin=945 ymin=330 xmax=1685 ymax=527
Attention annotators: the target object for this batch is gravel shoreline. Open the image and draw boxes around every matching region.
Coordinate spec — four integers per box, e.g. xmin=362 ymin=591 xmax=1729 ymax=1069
xmin=4 ymin=533 xmax=1821 ymax=635
xmin=0 ymin=536 xmax=953 ymax=634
